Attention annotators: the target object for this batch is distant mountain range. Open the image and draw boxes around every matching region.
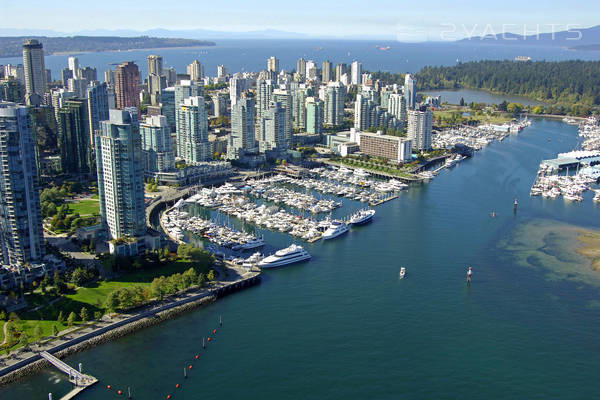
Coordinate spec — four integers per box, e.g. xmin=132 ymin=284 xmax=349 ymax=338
xmin=457 ymin=25 xmax=600 ymax=50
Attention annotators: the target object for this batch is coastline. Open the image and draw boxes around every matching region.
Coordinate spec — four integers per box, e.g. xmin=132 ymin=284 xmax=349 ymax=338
xmin=49 ymin=44 xmax=215 ymax=57
xmin=0 ymin=269 xmax=260 ymax=386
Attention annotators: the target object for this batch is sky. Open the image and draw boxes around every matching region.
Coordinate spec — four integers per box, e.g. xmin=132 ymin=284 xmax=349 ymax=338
xmin=2 ymin=0 xmax=599 ymax=40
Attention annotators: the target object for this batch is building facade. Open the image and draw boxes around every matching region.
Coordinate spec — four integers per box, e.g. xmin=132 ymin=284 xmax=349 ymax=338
xmin=407 ymin=106 xmax=433 ymax=151
xmin=176 ymin=96 xmax=210 ymax=163
xmin=140 ymin=115 xmax=174 ymax=174
xmin=22 ymin=39 xmax=47 ymax=105
xmin=115 ymin=61 xmax=140 ymax=110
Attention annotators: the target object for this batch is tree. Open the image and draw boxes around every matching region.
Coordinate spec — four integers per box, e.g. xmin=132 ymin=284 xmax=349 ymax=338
xmin=67 ymin=311 xmax=77 ymax=327
xmin=19 ymin=332 xmax=29 ymax=349
xmin=207 ymin=270 xmax=216 ymax=281
xmin=532 ymin=105 xmax=544 ymax=114
xmin=71 ymin=268 xmax=85 ymax=287
xmin=94 ymin=311 xmax=103 ymax=321
xmin=0 ymin=310 xmax=6 ymax=321
xmin=33 ymin=325 xmax=43 ymax=343
xmin=53 ymin=325 xmax=59 ymax=336
xmin=80 ymin=307 xmax=89 ymax=323
xmin=507 ymin=103 xmax=523 ymax=114
xmin=459 ymin=97 xmax=465 ymax=106
xmin=105 ymin=290 xmax=119 ymax=312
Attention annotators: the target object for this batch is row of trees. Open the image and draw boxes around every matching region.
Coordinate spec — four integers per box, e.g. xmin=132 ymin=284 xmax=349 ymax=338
xmin=416 ymin=60 xmax=600 ymax=114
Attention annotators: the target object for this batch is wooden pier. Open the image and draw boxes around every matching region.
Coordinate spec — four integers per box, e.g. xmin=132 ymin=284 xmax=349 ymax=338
xmin=369 ymin=195 xmax=399 ymax=206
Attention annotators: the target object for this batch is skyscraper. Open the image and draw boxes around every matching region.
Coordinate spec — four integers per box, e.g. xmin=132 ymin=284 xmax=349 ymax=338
xmin=351 ymin=61 xmax=362 ymax=85
xmin=272 ymin=89 xmax=293 ymax=144
xmin=407 ymin=106 xmax=433 ymax=151
xmin=160 ymin=87 xmax=176 ymax=131
xmin=228 ymin=95 xmax=257 ymax=159
xmin=335 ymin=63 xmax=347 ymax=82
xmin=324 ymin=82 xmax=346 ymax=126
xmin=354 ymin=93 xmax=371 ymax=130
xmin=256 ymin=79 xmax=274 ymax=134
xmin=267 ymin=56 xmax=279 ymax=74
xmin=176 ymin=96 xmax=210 ymax=163
xmin=305 ymin=60 xmax=317 ymax=80
xmin=305 ymin=97 xmax=323 ymax=135
xmin=87 ymin=81 xmax=110 ymax=144
xmin=68 ymin=56 xmax=79 ymax=77
xmin=174 ymin=80 xmax=204 ymax=109
xmin=115 ymin=61 xmax=140 ymax=110
xmin=0 ymin=102 xmax=44 ymax=265
xmin=147 ymin=55 xmax=163 ymax=76
xmin=57 ymin=99 xmax=91 ymax=174
xmin=297 ymin=58 xmax=306 ymax=78
xmin=293 ymin=87 xmax=309 ymax=130
xmin=260 ymin=101 xmax=286 ymax=151
xmin=404 ymin=74 xmax=416 ymax=110
xmin=140 ymin=115 xmax=174 ymax=174
xmin=217 ymin=65 xmax=228 ymax=79
xmin=388 ymin=93 xmax=407 ymax=126
xmin=22 ymin=39 xmax=47 ymax=105
xmin=322 ymin=60 xmax=332 ymax=83
xmin=95 ymin=109 xmax=146 ymax=240
xmin=187 ymin=60 xmax=204 ymax=81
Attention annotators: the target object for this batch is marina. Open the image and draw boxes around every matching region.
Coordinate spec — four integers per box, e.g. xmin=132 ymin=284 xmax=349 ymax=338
xmin=432 ymin=119 xmax=531 ymax=151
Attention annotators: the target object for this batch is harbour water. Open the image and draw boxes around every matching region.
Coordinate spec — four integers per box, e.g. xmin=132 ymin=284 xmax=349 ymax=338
xmin=3 ymin=118 xmax=600 ymax=399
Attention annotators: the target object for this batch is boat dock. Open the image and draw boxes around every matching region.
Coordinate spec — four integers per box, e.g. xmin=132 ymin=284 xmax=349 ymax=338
xmin=40 ymin=351 xmax=98 ymax=399
xmin=369 ymin=195 xmax=398 ymax=206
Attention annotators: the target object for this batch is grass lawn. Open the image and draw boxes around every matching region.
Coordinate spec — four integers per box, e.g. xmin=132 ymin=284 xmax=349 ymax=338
xmin=1 ymin=259 xmax=209 ymax=352
xmin=68 ymin=199 xmax=100 ymax=216
xmin=434 ymin=108 xmax=513 ymax=125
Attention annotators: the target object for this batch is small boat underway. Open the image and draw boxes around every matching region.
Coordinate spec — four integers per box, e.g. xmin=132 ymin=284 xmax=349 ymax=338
xmin=399 ymin=267 xmax=406 ymax=279
xmin=322 ymin=220 xmax=349 ymax=240
xmin=348 ymin=209 xmax=375 ymax=225
xmin=257 ymin=244 xmax=311 ymax=268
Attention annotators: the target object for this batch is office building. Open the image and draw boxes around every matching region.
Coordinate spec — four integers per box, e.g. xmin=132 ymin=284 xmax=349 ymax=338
xmin=115 ymin=61 xmax=140 ymax=110
xmin=95 ymin=109 xmax=146 ymax=240
xmin=0 ymin=102 xmax=44 ymax=265
xmin=57 ymin=99 xmax=91 ymax=174
xmin=407 ymin=106 xmax=433 ymax=151
xmin=322 ymin=60 xmax=332 ymax=83
xmin=22 ymin=39 xmax=47 ymax=105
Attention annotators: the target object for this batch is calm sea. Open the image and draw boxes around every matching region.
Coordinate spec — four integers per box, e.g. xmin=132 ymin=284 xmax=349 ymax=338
xmin=2 ymin=117 xmax=600 ymax=399
xmin=2 ymin=39 xmax=600 ymax=80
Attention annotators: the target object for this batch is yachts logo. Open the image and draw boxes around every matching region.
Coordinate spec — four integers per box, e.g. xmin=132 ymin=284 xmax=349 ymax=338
xmin=438 ymin=23 xmax=583 ymax=41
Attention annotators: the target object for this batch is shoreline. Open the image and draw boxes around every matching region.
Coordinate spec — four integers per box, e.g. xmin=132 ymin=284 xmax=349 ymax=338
xmin=0 ymin=44 xmax=215 ymax=59
xmin=0 ymin=270 xmax=260 ymax=387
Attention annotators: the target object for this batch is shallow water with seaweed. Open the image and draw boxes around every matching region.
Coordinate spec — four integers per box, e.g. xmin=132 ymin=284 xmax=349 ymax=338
xmin=2 ymin=118 xmax=600 ymax=399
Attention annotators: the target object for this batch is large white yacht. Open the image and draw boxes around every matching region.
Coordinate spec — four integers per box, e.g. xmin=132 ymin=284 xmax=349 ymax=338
xmin=257 ymin=244 xmax=311 ymax=268
xmin=348 ymin=209 xmax=375 ymax=225
xmin=322 ymin=220 xmax=349 ymax=239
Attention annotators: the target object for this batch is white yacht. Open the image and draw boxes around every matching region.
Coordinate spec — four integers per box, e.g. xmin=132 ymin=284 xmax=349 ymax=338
xmin=354 ymin=168 xmax=370 ymax=178
xmin=257 ymin=245 xmax=311 ymax=268
xmin=322 ymin=220 xmax=349 ymax=240
xmin=338 ymin=166 xmax=353 ymax=175
xmin=348 ymin=209 xmax=375 ymax=226
xmin=399 ymin=267 xmax=406 ymax=279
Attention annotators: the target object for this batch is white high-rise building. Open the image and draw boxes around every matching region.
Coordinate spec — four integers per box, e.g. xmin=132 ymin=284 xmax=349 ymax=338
xmin=95 ymin=109 xmax=146 ymax=240
xmin=407 ymin=107 xmax=433 ymax=151
xmin=260 ymin=101 xmax=286 ymax=151
xmin=140 ymin=115 xmax=174 ymax=173
xmin=68 ymin=56 xmax=80 ymax=77
xmin=305 ymin=60 xmax=317 ymax=80
xmin=272 ymin=89 xmax=293 ymax=144
xmin=228 ymin=96 xmax=257 ymax=159
xmin=351 ymin=61 xmax=362 ymax=85
xmin=324 ymin=82 xmax=346 ymax=126
xmin=267 ymin=56 xmax=279 ymax=74
xmin=0 ymin=102 xmax=45 ymax=265
xmin=388 ymin=93 xmax=407 ymax=124
xmin=187 ymin=60 xmax=204 ymax=81
xmin=217 ymin=65 xmax=228 ymax=79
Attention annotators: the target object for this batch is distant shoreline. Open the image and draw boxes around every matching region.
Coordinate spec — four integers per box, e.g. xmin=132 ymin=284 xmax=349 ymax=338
xmin=49 ymin=45 xmax=215 ymax=57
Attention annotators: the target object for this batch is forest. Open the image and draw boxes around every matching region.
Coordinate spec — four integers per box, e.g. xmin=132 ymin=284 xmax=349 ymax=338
xmin=416 ymin=60 xmax=600 ymax=107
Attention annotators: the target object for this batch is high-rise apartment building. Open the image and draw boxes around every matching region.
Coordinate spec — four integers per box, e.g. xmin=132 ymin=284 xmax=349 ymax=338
xmin=267 ymin=56 xmax=279 ymax=74
xmin=176 ymin=96 xmax=210 ymax=163
xmin=22 ymin=39 xmax=47 ymax=105
xmin=227 ymin=96 xmax=257 ymax=159
xmin=57 ymin=99 xmax=91 ymax=174
xmin=324 ymin=82 xmax=346 ymax=126
xmin=115 ymin=61 xmax=140 ymax=110
xmin=0 ymin=102 xmax=44 ymax=265
xmin=407 ymin=106 xmax=433 ymax=151
xmin=95 ymin=109 xmax=146 ymax=240
xmin=187 ymin=60 xmax=204 ymax=81
xmin=322 ymin=60 xmax=333 ymax=83
xmin=404 ymin=74 xmax=416 ymax=110
xmin=140 ymin=115 xmax=174 ymax=174
xmin=305 ymin=97 xmax=323 ymax=135
xmin=351 ymin=61 xmax=362 ymax=85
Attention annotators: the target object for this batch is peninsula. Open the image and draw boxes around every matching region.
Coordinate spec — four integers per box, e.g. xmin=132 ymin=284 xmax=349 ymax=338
xmin=0 ymin=36 xmax=215 ymax=57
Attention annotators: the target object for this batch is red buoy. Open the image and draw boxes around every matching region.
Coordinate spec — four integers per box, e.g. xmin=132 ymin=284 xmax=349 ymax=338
xmin=107 ymin=385 xmax=111 ymax=390
xmin=213 ymin=329 xmax=217 ymax=334
xmin=189 ymin=365 xmax=193 ymax=369
xmin=117 ymin=390 xmax=123 ymax=395
xmin=195 ymin=355 xmax=199 ymax=359
xmin=167 ymin=395 xmax=172 ymax=400
xmin=207 ymin=337 xmax=211 ymax=342
xmin=176 ymin=384 xmax=180 ymax=389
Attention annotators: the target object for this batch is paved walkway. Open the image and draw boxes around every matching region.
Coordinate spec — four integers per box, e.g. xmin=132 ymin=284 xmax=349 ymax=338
xmin=0 ymin=264 xmax=259 ymax=376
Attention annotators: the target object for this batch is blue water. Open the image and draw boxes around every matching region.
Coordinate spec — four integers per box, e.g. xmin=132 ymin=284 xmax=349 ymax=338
xmin=3 ymin=118 xmax=600 ymax=399
xmin=2 ymin=39 xmax=600 ymax=80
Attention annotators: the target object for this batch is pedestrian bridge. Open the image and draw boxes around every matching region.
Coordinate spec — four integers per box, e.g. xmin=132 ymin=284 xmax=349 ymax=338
xmin=40 ymin=351 xmax=96 ymax=387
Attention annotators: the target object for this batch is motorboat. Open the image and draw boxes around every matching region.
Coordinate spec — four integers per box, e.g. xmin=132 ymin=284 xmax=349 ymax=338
xmin=322 ymin=220 xmax=349 ymax=240
xmin=348 ymin=209 xmax=375 ymax=225
xmin=257 ymin=244 xmax=311 ymax=268
xmin=399 ymin=267 xmax=406 ymax=279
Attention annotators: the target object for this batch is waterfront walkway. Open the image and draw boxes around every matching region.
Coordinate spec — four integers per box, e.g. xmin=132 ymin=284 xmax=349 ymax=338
xmin=0 ymin=265 xmax=261 ymax=384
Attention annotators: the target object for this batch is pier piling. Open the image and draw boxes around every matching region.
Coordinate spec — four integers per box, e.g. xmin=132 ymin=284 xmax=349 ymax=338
xmin=184 ymin=367 xmax=187 ymax=379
